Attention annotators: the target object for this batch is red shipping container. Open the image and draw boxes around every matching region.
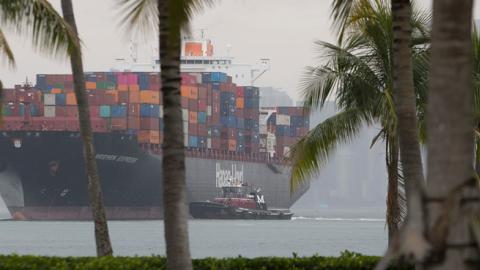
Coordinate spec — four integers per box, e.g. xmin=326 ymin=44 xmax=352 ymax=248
xmin=227 ymin=128 xmax=236 ymax=139
xmin=65 ymin=106 xmax=79 ymax=118
xmin=127 ymin=116 xmax=140 ymax=130
xmin=198 ymin=99 xmax=207 ymax=111
xmin=198 ymin=124 xmax=207 ymax=136
xmin=89 ymin=106 xmax=100 ymax=117
xmin=55 ymin=106 xmax=67 ymax=117
xmin=128 ymin=103 xmax=140 ymax=116
xmin=127 ymin=73 xmax=138 ymax=85
xmin=111 ymin=118 xmax=127 ymax=130
xmin=211 ymin=114 xmax=220 ymax=124
xmin=189 ymin=99 xmax=198 ymax=111
xmin=91 ymin=118 xmax=108 ymax=132
xmin=198 ymin=86 xmax=207 ymax=99
xmin=181 ymin=97 xmax=189 ymax=108
xmin=118 ymin=91 xmax=129 ymax=104
xmin=149 ymin=73 xmax=160 ymax=85
xmin=211 ymin=138 xmax=221 ymax=150
xmin=188 ymin=123 xmax=198 ymax=136
xmin=140 ymin=117 xmax=159 ymax=130
xmin=236 ymin=87 xmax=244 ymax=97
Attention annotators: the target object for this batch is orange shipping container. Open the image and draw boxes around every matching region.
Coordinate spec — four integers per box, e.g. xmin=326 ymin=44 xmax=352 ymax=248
xmin=105 ymin=91 xmax=119 ymax=103
xmin=181 ymin=85 xmax=189 ymax=97
xmin=189 ymin=111 xmax=198 ymax=123
xmin=129 ymin=85 xmax=140 ymax=91
xmin=129 ymin=91 xmax=140 ymax=103
xmin=51 ymin=88 xmax=62 ymax=94
xmin=138 ymin=130 xmax=160 ymax=144
xmin=236 ymin=98 xmax=244 ymax=109
xmin=66 ymin=92 xmax=77 ymax=105
xmin=118 ymin=84 xmax=128 ymax=91
xmin=85 ymin=81 xmax=96 ymax=89
xmin=140 ymin=90 xmax=160 ymax=104
xmin=189 ymin=86 xmax=198 ymax=99
xmin=228 ymin=139 xmax=237 ymax=151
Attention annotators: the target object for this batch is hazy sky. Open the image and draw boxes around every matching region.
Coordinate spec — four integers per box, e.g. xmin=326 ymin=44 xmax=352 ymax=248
xmin=1 ymin=0 xmax=478 ymax=102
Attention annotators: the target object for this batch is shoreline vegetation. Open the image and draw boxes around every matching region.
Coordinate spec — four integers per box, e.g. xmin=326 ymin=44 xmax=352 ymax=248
xmin=0 ymin=252 xmax=412 ymax=270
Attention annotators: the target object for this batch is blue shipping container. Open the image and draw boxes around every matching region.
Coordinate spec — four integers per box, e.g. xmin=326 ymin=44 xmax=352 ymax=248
xmin=198 ymin=136 xmax=207 ymax=148
xmin=227 ymin=116 xmax=236 ymax=128
xmin=140 ymin=104 xmax=160 ymax=117
xmin=236 ymin=118 xmax=245 ymax=129
xmin=55 ymin=94 xmax=66 ymax=106
xmin=202 ymin=73 xmax=211 ymax=83
xmin=188 ymin=136 xmax=198 ymax=148
xmin=198 ymin=112 xmax=207 ymax=123
xmin=30 ymin=104 xmax=40 ymax=116
xmin=100 ymin=105 xmax=111 ymax=117
xmin=210 ymin=72 xmax=227 ymax=83
xmin=111 ymin=105 xmax=127 ymax=118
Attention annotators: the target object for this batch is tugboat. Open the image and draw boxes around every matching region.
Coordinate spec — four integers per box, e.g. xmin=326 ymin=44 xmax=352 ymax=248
xmin=189 ymin=184 xmax=293 ymax=220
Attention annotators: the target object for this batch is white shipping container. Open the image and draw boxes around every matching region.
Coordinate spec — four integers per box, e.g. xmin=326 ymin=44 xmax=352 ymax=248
xmin=283 ymin=146 xmax=291 ymax=157
xmin=184 ymin=134 xmax=189 ymax=147
xmin=207 ymin=138 xmax=212 ymax=148
xmin=259 ymin=125 xmax=267 ymax=134
xmin=44 ymin=94 xmax=56 ymax=105
xmin=276 ymin=114 xmax=291 ymax=125
xmin=207 ymin=106 xmax=212 ymax=116
xmin=159 ymin=105 xmax=164 ymax=118
xmin=182 ymin=109 xmax=189 ymax=121
xmin=44 ymin=105 xmax=56 ymax=117
xmin=260 ymin=138 xmax=267 ymax=148
xmin=183 ymin=121 xmax=189 ymax=134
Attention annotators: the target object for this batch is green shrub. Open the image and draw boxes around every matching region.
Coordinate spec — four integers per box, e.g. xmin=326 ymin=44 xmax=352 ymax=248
xmin=0 ymin=252 xmax=412 ymax=270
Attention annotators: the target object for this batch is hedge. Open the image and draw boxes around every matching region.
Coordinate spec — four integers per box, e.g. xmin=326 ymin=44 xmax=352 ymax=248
xmin=0 ymin=252 xmax=412 ymax=270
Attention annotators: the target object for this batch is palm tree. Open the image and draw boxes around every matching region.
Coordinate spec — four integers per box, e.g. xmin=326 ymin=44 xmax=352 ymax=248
xmin=119 ymin=0 xmax=210 ymax=268
xmin=0 ymin=0 xmax=77 ymax=122
xmin=60 ymin=0 xmax=113 ymax=257
xmin=426 ymin=0 xmax=478 ymax=268
xmin=387 ymin=0 xmax=430 ymax=260
xmin=290 ymin=0 xmax=430 ymax=241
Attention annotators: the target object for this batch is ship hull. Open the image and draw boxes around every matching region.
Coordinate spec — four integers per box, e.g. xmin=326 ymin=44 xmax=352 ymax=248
xmin=0 ymin=131 xmax=308 ymax=220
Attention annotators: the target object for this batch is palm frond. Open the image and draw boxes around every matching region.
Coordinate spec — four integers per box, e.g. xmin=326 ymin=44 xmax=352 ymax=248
xmin=167 ymin=0 xmax=214 ymax=36
xmin=117 ymin=0 xmax=157 ymax=38
xmin=0 ymin=28 xmax=15 ymax=66
xmin=290 ymin=108 xmax=370 ymax=191
xmin=0 ymin=0 xmax=79 ymax=57
xmin=117 ymin=0 xmax=214 ymax=40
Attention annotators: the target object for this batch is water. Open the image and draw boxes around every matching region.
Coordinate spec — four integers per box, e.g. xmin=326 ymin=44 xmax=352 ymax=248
xmin=0 ymin=218 xmax=387 ymax=258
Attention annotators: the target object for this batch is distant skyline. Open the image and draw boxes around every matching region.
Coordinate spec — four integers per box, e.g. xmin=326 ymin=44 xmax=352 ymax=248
xmin=0 ymin=0 xmax=478 ymax=103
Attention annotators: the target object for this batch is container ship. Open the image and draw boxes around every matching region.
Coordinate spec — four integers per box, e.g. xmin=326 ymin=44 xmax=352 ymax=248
xmin=0 ymin=37 xmax=310 ymax=220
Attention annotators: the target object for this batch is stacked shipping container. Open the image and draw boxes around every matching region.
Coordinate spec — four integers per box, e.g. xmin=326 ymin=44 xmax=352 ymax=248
xmin=1 ymin=72 xmax=308 ymax=160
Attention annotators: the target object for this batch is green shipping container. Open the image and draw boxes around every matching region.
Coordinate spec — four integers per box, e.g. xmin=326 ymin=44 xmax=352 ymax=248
xmin=100 ymin=105 xmax=111 ymax=117
xmin=2 ymin=105 xmax=11 ymax=116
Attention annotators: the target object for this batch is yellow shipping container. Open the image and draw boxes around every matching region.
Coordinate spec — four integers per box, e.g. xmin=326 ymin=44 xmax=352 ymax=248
xmin=140 ymin=90 xmax=160 ymax=104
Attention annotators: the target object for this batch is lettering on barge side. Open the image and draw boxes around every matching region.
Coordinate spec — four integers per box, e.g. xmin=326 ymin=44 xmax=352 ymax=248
xmin=95 ymin=154 xmax=138 ymax=164
xmin=215 ymin=163 xmax=244 ymax=187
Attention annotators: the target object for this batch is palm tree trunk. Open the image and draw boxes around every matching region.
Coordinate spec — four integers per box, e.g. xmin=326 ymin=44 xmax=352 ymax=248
xmin=386 ymin=136 xmax=400 ymax=242
xmin=426 ymin=0 xmax=479 ymax=268
xmin=391 ymin=0 xmax=427 ymax=242
xmin=61 ymin=0 xmax=113 ymax=257
xmin=158 ymin=1 xmax=192 ymax=269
